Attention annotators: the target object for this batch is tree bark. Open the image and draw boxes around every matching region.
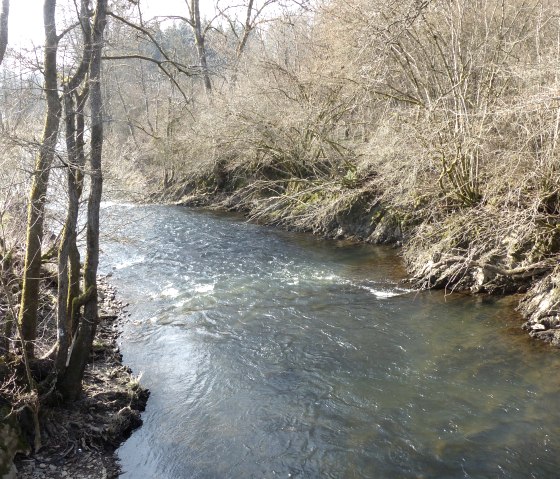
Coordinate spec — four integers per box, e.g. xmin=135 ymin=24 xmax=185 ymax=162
xmin=55 ymin=0 xmax=91 ymax=374
xmin=18 ymin=0 xmax=60 ymax=357
xmin=55 ymin=88 xmax=87 ymax=372
xmin=67 ymin=88 xmax=88 ymax=337
xmin=0 ymin=254 xmax=16 ymax=356
xmin=0 ymin=0 xmax=9 ymax=66
xmin=60 ymin=0 xmax=106 ymax=402
xmin=236 ymin=0 xmax=255 ymax=59
xmin=190 ymin=0 xmax=211 ymax=93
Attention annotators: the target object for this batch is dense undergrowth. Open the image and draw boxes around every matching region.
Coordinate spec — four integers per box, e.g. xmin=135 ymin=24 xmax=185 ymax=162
xmin=118 ymin=0 xmax=560 ymax=344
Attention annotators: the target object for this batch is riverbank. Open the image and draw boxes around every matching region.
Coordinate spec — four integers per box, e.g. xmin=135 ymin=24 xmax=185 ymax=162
xmin=154 ymin=177 xmax=559 ymax=347
xmin=6 ymin=279 xmax=148 ymax=479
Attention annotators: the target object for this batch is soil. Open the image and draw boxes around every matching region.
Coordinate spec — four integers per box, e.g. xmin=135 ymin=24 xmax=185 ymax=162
xmin=13 ymin=279 xmax=149 ymax=479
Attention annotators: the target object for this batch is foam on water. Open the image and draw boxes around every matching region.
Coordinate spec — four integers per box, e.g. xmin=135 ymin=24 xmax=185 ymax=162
xmin=101 ymin=200 xmax=139 ymax=209
xmin=361 ymin=286 xmax=411 ymax=298
xmin=194 ymin=284 xmax=214 ymax=293
xmin=114 ymin=255 xmax=146 ymax=270
xmin=99 ymin=205 xmax=560 ymax=479
xmin=160 ymin=287 xmax=180 ymax=298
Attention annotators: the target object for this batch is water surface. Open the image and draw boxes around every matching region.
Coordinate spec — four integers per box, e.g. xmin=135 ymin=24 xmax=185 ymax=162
xmin=99 ymin=204 xmax=560 ymax=478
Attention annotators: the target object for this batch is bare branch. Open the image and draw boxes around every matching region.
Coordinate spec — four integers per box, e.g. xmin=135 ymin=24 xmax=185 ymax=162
xmin=102 ymin=54 xmax=192 ymax=101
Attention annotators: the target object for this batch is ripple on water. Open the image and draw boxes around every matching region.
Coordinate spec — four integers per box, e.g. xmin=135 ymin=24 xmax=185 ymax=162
xmin=98 ymin=205 xmax=560 ymax=479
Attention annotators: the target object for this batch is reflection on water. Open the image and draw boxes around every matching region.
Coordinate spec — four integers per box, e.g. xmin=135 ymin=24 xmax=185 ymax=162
xmin=99 ymin=205 xmax=560 ymax=478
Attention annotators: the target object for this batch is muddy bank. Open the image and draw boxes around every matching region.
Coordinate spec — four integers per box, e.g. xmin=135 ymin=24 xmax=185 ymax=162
xmin=8 ymin=279 xmax=149 ymax=479
xmin=166 ymin=180 xmax=402 ymax=245
xmin=157 ymin=179 xmax=559 ymax=346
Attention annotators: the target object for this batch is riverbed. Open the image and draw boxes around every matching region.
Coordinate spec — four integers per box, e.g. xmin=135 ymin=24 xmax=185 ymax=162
xmin=99 ymin=204 xmax=560 ymax=478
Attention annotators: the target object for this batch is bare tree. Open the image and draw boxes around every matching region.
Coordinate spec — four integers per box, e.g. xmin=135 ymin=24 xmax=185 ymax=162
xmin=217 ymin=0 xmax=278 ymax=59
xmin=0 ymin=0 xmax=10 ymax=65
xmin=60 ymin=0 xmax=107 ymax=402
xmin=187 ymin=0 xmax=212 ymax=93
xmin=55 ymin=0 xmax=93 ymax=374
xmin=0 ymin=0 xmax=8 ymax=66
xmin=18 ymin=0 xmax=61 ymax=357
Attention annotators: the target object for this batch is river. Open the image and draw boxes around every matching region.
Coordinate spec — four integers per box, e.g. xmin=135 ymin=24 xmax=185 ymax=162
xmin=98 ymin=203 xmax=560 ymax=478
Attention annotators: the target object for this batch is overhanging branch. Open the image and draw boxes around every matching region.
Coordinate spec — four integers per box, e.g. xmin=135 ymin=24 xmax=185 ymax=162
xmin=102 ymin=54 xmax=192 ymax=101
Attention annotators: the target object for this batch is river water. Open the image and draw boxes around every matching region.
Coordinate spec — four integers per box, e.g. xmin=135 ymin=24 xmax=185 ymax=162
xmin=99 ymin=204 xmax=560 ymax=478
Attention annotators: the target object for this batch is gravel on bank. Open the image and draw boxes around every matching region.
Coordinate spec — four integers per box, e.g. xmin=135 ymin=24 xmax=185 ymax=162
xmin=14 ymin=278 xmax=149 ymax=479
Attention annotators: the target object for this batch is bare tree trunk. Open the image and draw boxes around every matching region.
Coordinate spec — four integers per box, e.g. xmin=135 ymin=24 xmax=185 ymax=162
xmin=0 ymin=254 xmax=16 ymax=356
xmin=55 ymin=88 xmax=89 ymax=372
xmin=236 ymin=0 xmax=255 ymax=59
xmin=55 ymin=0 xmax=91 ymax=374
xmin=114 ymin=73 xmax=139 ymax=146
xmin=67 ymin=87 xmax=87 ymax=337
xmin=0 ymin=0 xmax=9 ymax=66
xmin=60 ymin=0 xmax=106 ymax=402
xmin=18 ymin=0 xmax=60 ymax=357
xmin=190 ymin=0 xmax=211 ymax=93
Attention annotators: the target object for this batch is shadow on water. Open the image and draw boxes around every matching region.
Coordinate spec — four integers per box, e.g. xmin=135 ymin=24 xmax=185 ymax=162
xmin=98 ymin=204 xmax=560 ymax=478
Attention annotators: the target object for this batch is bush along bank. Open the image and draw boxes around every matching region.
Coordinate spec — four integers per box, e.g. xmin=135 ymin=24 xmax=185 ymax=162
xmin=160 ymin=171 xmax=403 ymax=246
xmin=154 ymin=160 xmax=559 ymax=347
xmin=132 ymin=0 xmax=560 ymax=347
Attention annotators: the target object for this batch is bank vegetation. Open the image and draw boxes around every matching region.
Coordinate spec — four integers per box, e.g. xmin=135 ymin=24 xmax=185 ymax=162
xmin=1 ymin=0 xmax=560 ymax=474
xmin=108 ymin=1 xmax=560 ymax=345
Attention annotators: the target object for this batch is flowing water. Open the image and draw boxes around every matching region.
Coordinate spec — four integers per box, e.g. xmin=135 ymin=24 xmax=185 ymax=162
xmin=99 ymin=204 xmax=560 ymax=478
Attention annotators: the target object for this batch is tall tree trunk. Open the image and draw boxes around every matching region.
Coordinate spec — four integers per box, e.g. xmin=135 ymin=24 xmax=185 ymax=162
xmin=0 ymin=254 xmax=16 ymax=356
xmin=0 ymin=0 xmax=9 ymax=66
xmin=55 ymin=0 xmax=91 ymax=374
xmin=55 ymin=87 xmax=88 ymax=373
xmin=18 ymin=0 xmax=60 ymax=357
xmin=236 ymin=0 xmax=254 ymax=59
xmin=190 ymin=0 xmax=211 ymax=93
xmin=60 ymin=0 xmax=106 ymax=402
xmin=67 ymin=87 xmax=87 ymax=337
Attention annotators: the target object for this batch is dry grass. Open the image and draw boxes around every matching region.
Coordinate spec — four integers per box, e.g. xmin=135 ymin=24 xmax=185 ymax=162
xmin=108 ymin=0 xmax=560 ymax=297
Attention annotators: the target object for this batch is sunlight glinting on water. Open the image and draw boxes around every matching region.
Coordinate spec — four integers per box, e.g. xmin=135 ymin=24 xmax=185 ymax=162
xmin=99 ymin=204 xmax=560 ymax=478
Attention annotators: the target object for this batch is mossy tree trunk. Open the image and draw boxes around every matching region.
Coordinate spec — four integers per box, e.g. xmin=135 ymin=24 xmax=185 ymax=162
xmin=18 ymin=0 xmax=60 ymax=357
xmin=55 ymin=0 xmax=92 ymax=375
xmin=59 ymin=0 xmax=107 ymax=402
xmin=67 ymin=88 xmax=88 ymax=336
xmin=55 ymin=87 xmax=87 ymax=373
